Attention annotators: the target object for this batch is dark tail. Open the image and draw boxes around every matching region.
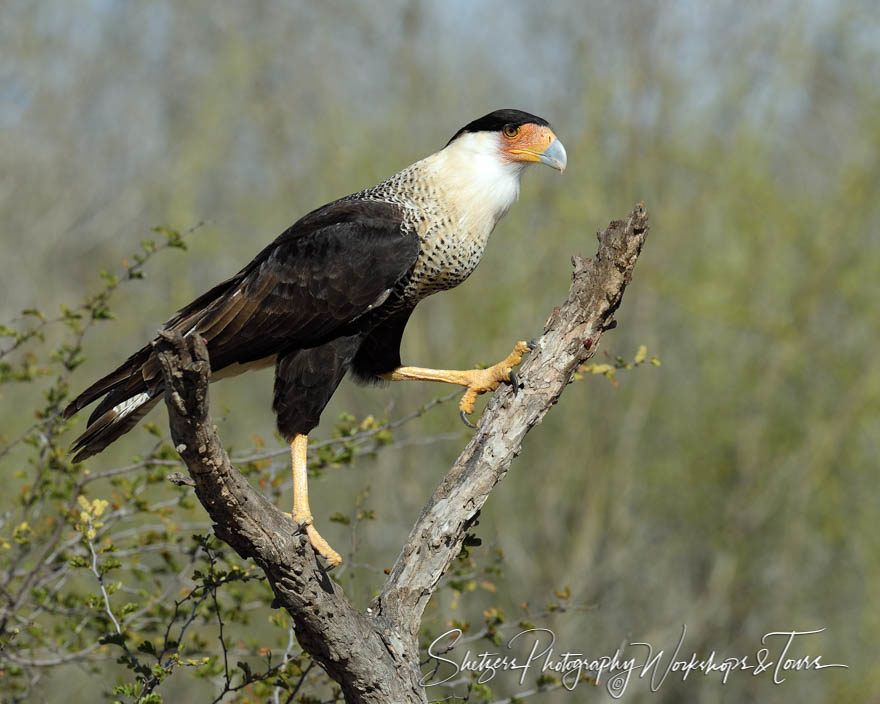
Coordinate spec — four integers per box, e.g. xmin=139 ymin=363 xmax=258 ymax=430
xmin=64 ymin=344 xmax=162 ymax=462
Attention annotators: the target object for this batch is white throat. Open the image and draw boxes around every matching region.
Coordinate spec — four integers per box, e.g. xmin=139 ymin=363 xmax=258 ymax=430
xmin=426 ymin=131 xmax=524 ymax=235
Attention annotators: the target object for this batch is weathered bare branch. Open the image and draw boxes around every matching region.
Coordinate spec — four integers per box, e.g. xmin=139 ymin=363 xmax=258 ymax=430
xmin=375 ymin=203 xmax=649 ymax=632
xmin=154 ymin=203 xmax=649 ymax=703
xmin=154 ymin=331 xmax=423 ymax=703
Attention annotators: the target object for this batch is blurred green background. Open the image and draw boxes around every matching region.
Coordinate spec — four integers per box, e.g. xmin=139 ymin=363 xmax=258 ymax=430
xmin=2 ymin=0 xmax=878 ymax=701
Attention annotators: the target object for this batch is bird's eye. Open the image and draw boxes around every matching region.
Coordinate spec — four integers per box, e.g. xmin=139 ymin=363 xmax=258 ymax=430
xmin=502 ymin=124 xmax=520 ymax=139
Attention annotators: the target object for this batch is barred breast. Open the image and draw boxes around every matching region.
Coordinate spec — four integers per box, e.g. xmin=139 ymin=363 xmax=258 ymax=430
xmin=352 ymin=155 xmax=509 ymax=306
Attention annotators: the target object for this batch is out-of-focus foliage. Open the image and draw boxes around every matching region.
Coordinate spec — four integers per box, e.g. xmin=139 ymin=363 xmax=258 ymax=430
xmin=1 ymin=1 xmax=878 ymax=701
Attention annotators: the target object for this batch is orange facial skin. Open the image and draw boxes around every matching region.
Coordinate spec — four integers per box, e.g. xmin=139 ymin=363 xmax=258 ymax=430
xmin=500 ymin=123 xmax=567 ymax=171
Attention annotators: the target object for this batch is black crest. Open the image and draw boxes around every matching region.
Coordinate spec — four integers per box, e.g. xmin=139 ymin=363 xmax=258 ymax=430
xmin=446 ymin=109 xmax=550 ymax=145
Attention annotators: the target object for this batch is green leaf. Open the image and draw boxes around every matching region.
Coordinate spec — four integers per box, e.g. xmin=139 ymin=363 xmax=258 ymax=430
xmin=100 ymin=270 xmax=120 ymax=288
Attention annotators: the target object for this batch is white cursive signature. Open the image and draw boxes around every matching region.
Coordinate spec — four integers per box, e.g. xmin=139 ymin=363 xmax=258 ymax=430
xmin=422 ymin=625 xmax=848 ymax=697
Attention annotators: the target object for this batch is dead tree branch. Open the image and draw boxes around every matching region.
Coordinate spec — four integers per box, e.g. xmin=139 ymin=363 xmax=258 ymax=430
xmin=154 ymin=202 xmax=650 ymax=703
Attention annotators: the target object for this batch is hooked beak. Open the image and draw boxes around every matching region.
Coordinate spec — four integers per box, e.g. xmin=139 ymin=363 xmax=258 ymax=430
xmin=537 ymin=138 xmax=567 ymax=172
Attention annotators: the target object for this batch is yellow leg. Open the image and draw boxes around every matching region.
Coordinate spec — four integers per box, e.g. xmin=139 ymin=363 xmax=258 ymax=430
xmin=288 ymin=433 xmax=342 ymax=567
xmin=380 ymin=341 xmax=531 ymax=416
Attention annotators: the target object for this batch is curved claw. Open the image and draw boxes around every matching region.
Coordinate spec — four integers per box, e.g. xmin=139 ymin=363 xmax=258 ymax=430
xmin=508 ymin=371 xmax=519 ymax=395
xmin=527 ymin=339 xmax=537 ymax=351
xmin=460 ymin=410 xmax=476 ymax=429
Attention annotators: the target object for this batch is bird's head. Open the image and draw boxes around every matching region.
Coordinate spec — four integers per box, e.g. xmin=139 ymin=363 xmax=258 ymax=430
xmin=445 ymin=109 xmax=567 ymax=173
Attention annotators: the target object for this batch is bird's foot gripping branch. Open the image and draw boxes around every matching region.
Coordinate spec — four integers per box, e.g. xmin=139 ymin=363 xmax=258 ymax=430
xmin=380 ymin=339 xmax=532 ymax=428
xmin=154 ymin=203 xmax=649 ymax=704
xmin=456 ymin=339 xmax=533 ymax=415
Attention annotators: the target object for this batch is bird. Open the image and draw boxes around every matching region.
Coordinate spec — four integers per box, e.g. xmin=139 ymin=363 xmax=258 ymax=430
xmin=64 ymin=109 xmax=567 ymax=566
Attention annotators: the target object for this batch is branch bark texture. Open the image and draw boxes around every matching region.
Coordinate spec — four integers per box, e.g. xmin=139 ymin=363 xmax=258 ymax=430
xmin=154 ymin=203 xmax=650 ymax=703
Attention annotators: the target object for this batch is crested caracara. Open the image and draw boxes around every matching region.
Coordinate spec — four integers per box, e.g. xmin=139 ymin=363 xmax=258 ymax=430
xmin=65 ymin=109 xmax=567 ymax=565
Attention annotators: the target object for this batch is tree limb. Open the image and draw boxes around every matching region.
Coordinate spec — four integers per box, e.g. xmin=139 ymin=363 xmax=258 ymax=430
xmin=375 ymin=203 xmax=649 ymax=632
xmin=154 ymin=202 xmax=649 ymax=703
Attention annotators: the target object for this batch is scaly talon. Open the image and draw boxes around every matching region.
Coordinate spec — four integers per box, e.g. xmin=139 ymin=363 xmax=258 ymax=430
xmin=457 ymin=340 xmax=532 ymax=424
xmin=304 ymin=524 xmax=342 ymax=567
xmin=381 ymin=340 xmax=532 ymax=428
xmin=286 ymin=510 xmax=312 ymax=532
xmin=287 ymin=511 xmax=342 ymax=567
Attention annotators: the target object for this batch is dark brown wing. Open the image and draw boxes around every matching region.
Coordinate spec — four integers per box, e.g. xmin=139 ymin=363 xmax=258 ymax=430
xmin=163 ymin=198 xmax=419 ymax=372
xmin=63 ymin=198 xmax=419 ymax=460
